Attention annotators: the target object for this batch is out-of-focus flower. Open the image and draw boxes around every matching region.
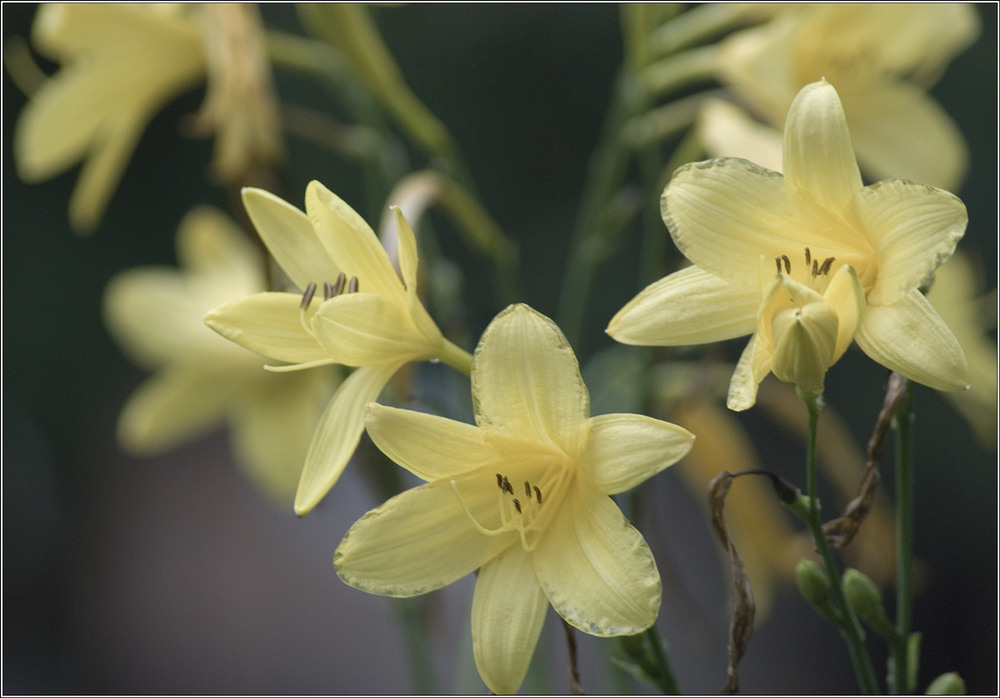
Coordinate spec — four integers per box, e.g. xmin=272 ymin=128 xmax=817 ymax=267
xmin=927 ymin=252 xmax=998 ymax=447
xmin=104 ymin=207 xmax=333 ymax=503
xmin=205 ymin=181 xmax=472 ymax=515
xmin=608 ymin=80 xmax=969 ymax=410
xmin=710 ymin=4 xmax=979 ymax=190
xmin=334 ymin=304 xmax=694 ymax=694
xmin=13 ymin=4 xmax=282 ymax=233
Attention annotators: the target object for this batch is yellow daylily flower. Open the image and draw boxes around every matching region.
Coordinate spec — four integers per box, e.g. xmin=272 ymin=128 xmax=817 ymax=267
xmin=13 ymin=4 xmax=282 ymax=233
xmin=14 ymin=4 xmax=205 ymax=233
xmin=104 ymin=207 xmax=333 ymax=503
xmin=205 ymin=180 xmax=472 ymax=515
xmin=927 ymin=252 xmax=998 ymax=447
xmin=712 ymin=4 xmax=979 ymax=190
xmin=335 ymin=304 xmax=695 ymax=694
xmin=608 ymin=80 xmax=969 ymax=411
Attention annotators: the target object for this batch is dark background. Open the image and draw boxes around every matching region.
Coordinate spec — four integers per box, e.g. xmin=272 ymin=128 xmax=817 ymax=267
xmin=4 ymin=4 xmax=997 ymax=694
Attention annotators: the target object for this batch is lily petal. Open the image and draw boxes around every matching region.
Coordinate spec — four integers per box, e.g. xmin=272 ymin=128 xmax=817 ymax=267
xmin=533 ymin=489 xmax=661 ymax=636
xmin=824 ymin=264 xmax=866 ymax=360
xmin=850 ymin=179 xmax=966 ymax=307
xmin=473 ymin=304 xmax=589 ymax=455
xmin=391 ymin=206 xmax=444 ymax=342
xmin=364 ymin=403 xmax=499 ymax=482
xmin=242 ymin=187 xmax=340 ymax=291
xmin=334 ymin=476 xmax=514 ymax=595
xmin=205 ymin=292 xmax=331 ymax=365
xmin=727 ymin=333 xmax=772 ymax=411
xmin=856 ymin=289 xmax=969 ymax=391
xmin=582 ymin=414 xmax=694 ymax=494
xmin=117 ymin=362 xmax=244 ymax=454
xmin=472 ymin=546 xmax=549 ymax=695
xmin=782 ymin=80 xmax=862 ymax=210
xmin=295 ymin=363 xmax=399 ymax=515
xmin=311 ymin=292 xmax=433 ymax=367
xmin=306 ymin=181 xmax=404 ymax=299
xmin=607 ymin=265 xmax=759 ymax=346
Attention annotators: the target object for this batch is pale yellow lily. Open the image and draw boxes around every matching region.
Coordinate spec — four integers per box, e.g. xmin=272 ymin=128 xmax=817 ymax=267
xmin=14 ymin=4 xmax=205 ymax=233
xmin=104 ymin=207 xmax=333 ymax=503
xmin=205 ymin=180 xmax=472 ymax=515
xmin=335 ymin=304 xmax=695 ymax=694
xmin=608 ymin=80 xmax=969 ymax=411
xmin=712 ymin=4 xmax=979 ymax=190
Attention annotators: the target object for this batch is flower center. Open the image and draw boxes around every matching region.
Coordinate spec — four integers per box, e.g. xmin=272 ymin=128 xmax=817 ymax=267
xmin=774 ymin=247 xmax=837 ymax=293
xmin=449 ymin=463 xmax=572 ymax=552
xmin=298 ymin=272 xmax=359 ymax=336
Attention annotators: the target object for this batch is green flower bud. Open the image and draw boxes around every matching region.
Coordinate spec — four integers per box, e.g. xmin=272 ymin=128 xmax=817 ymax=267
xmin=926 ymin=671 xmax=965 ymax=694
xmin=796 ymin=559 xmax=831 ymax=606
xmin=842 ymin=568 xmax=882 ymax=618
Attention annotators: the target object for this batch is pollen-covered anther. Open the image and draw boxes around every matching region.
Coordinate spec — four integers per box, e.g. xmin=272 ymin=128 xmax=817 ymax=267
xmin=300 ymin=281 xmax=317 ymax=309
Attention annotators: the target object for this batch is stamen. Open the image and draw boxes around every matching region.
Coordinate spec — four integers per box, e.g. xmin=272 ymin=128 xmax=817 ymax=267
xmin=300 ymin=281 xmax=317 ymax=309
xmin=781 ymin=254 xmax=791 ymax=274
xmin=805 ymin=247 xmax=811 ymax=266
xmin=775 ymin=257 xmax=782 ymax=274
xmin=323 ymin=281 xmax=335 ymax=301
xmin=812 ymin=259 xmax=819 ymax=277
xmin=524 ymin=481 xmax=531 ymax=497
xmin=332 ymin=272 xmax=347 ymax=297
xmin=496 ymin=473 xmax=504 ymax=489
xmin=348 ymin=276 xmax=359 ymax=294
xmin=502 ymin=476 xmax=513 ymax=495
xmin=819 ymin=257 xmax=834 ymax=275
xmin=534 ymin=486 xmax=542 ymax=504
xmin=513 ymin=499 xmax=522 ymax=514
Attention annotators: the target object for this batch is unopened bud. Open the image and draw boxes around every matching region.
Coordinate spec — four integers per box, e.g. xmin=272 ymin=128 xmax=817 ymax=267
xmin=926 ymin=671 xmax=965 ymax=694
xmin=796 ymin=559 xmax=831 ymax=606
xmin=842 ymin=568 xmax=882 ymax=618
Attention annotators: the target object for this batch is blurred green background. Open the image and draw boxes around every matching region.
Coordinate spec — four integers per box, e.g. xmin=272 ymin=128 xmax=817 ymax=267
xmin=3 ymin=3 xmax=996 ymax=694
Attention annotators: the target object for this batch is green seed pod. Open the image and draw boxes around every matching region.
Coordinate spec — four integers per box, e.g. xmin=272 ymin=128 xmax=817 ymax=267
xmin=926 ymin=671 xmax=965 ymax=694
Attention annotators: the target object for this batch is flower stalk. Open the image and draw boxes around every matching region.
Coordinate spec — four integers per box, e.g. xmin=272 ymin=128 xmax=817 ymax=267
xmin=891 ymin=379 xmax=917 ymax=693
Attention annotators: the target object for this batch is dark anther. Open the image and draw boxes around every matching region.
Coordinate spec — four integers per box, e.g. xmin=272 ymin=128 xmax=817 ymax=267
xmin=513 ymin=499 xmax=522 ymax=514
xmin=775 ymin=257 xmax=782 ymax=274
xmin=300 ymin=281 xmax=317 ymax=309
xmin=524 ymin=481 xmax=531 ymax=497
xmin=812 ymin=259 xmax=819 ymax=277
xmin=534 ymin=486 xmax=542 ymax=504
xmin=332 ymin=272 xmax=347 ymax=297
xmin=502 ymin=476 xmax=513 ymax=495
xmin=781 ymin=254 xmax=791 ymax=274
xmin=348 ymin=276 xmax=359 ymax=294
xmin=496 ymin=473 xmax=504 ymax=489
xmin=805 ymin=247 xmax=811 ymax=266
xmin=323 ymin=281 xmax=335 ymax=301
xmin=819 ymin=257 xmax=834 ymax=275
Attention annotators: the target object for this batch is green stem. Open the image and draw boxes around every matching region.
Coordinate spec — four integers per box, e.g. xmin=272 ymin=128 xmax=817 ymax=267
xmin=643 ymin=625 xmax=681 ymax=694
xmin=395 ymin=596 xmax=437 ymax=693
xmin=891 ymin=381 xmax=916 ymax=693
xmin=437 ymin=337 xmax=473 ymax=376
xmin=798 ymin=390 xmax=881 ymax=694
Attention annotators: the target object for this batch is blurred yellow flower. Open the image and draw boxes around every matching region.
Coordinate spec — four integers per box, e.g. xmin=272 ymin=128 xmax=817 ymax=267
xmin=335 ymin=304 xmax=695 ymax=694
xmin=104 ymin=207 xmax=333 ymax=503
xmin=205 ymin=181 xmax=472 ymax=515
xmin=13 ymin=3 xmax=281 ymax=233
xmin=927 ymin=252 xmax=998 ymax=447
xmin=608 ymin=80 xmax=969 ymax=410
xmin=711 ymin=4 xmax=979 ymax=190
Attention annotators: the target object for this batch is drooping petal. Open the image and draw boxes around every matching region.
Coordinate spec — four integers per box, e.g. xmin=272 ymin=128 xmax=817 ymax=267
xmin=849 ymin=179 xmax=966 ymax=307
xmin=846 ymin=83 xmax=969 ymax=192
xmin=472 ymin=546 xmax=549 ymax=695
xmin=242 ymin=187 xmax=340 ymax=291
xmin=305 ymin=181 xmax=404 ymax=299
xmin=364 ymin=403 xmax=499 ymax=482
xmin=334 ymin=477 xmax=514 ymax=596
xmin=856 ymin=289 xmax=969 ymax=391
xmin=727 ymin=333 xmax=772 ymax=411
xmin=581 ymin=414 xmax=695 ymax=494
xmin=781 ymin=80 xmax=862 ymax=211
xmin=607 ymin=265 xmax=759 ymax=346
xmin=116 ymin=362 xmax=245 ymax=455
xmin=663 ymin=159 xmax=859 ymax=288
xmin=473 ymin=304 xmax=589 ymax=456
xmin=204 ymin=292 xmax=332 ymax=365
xmin=294 ymin=363 xmax=398 ymax=515
xmin=311 ymin=292 xmax=435 ymax=367
xmin=533 ymin=488 xmax=661 ymax=636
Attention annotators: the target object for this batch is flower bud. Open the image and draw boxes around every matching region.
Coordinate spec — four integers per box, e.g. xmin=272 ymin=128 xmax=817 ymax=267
xmin=842 ymin=568 xmax=882 ymax=618
xmin=926 ymin=672 xmax=966 ymax=694
xmin=795 ymin=558 xmax=831 ymax=606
